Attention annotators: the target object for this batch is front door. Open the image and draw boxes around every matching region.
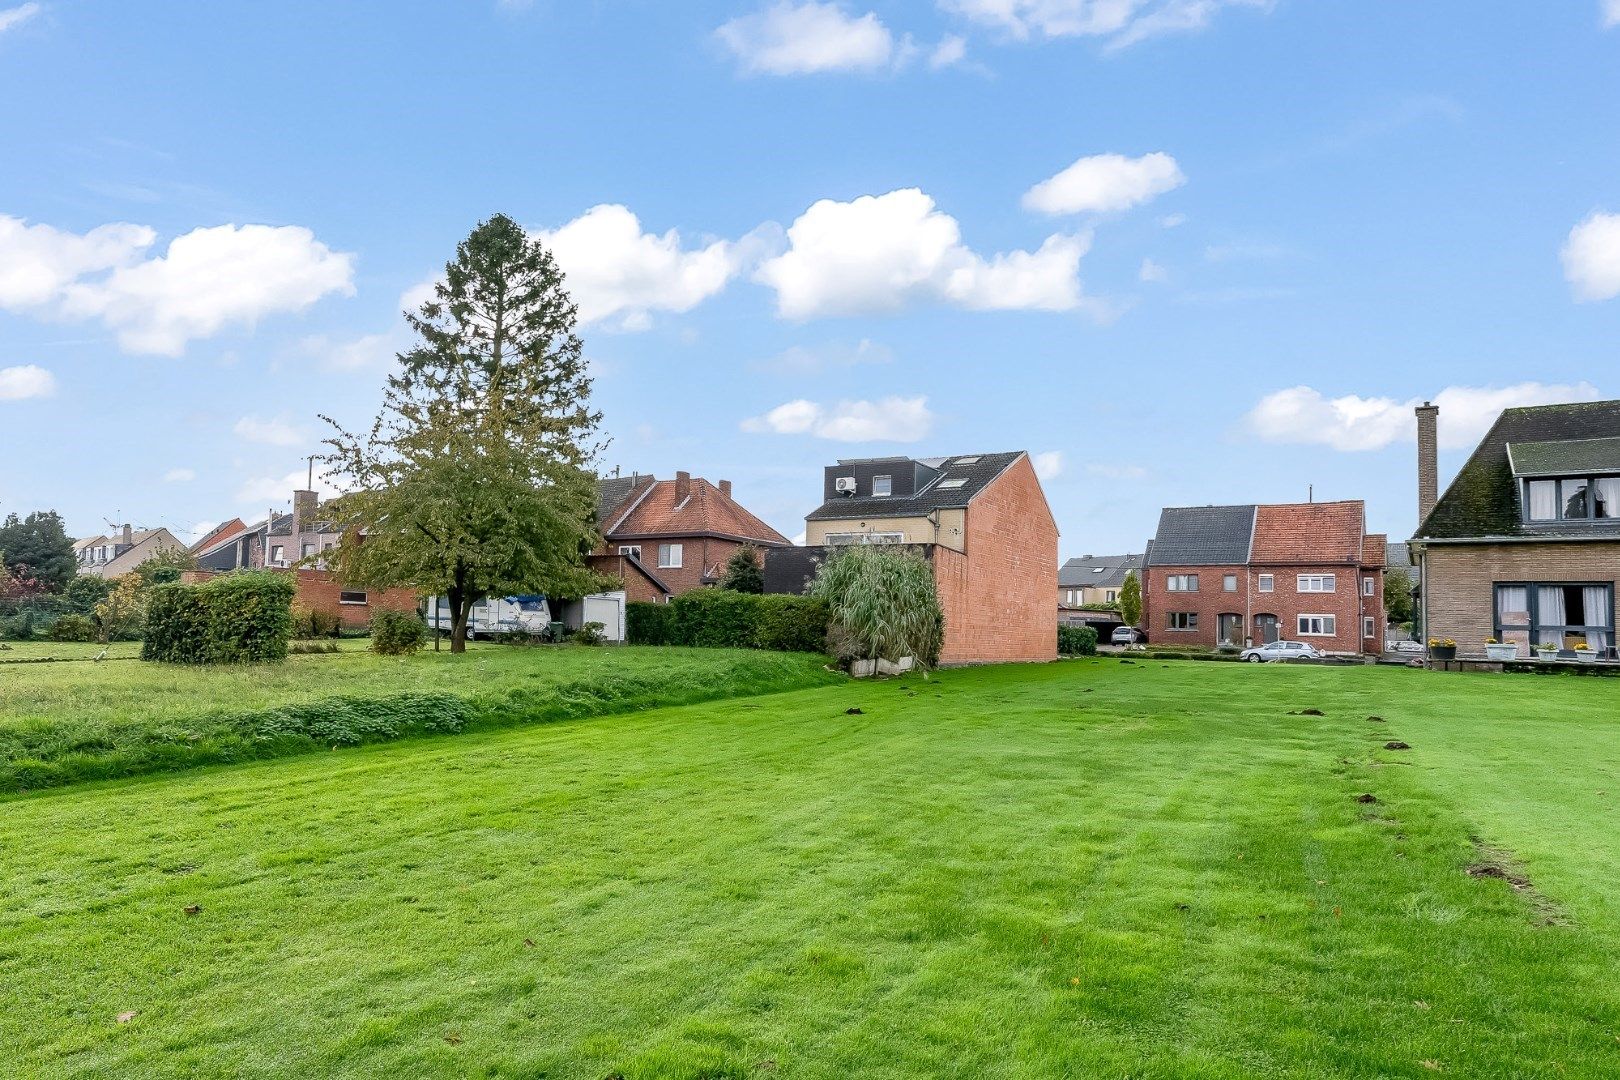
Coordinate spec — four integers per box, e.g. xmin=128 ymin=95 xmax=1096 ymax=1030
xmin=1255 ymin=614 xmax=1280 ymax=644
xmin=1217 ymin=613 xmax=1244 ymax=647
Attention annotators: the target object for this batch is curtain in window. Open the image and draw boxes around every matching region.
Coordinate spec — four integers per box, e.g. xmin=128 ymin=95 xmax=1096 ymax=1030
xmin=1496 ymin=586 xmax=1529 ymax=625
xmin=1529 ymin=481 xmax=1558 ymax=520
xmin=1597 ymin=478 xmax=1620 ymax=519
xmin=1538 ymin=585 xmax=1566 ymax=631
xmin=1585 ymin=585 xmax=1611 ymax=651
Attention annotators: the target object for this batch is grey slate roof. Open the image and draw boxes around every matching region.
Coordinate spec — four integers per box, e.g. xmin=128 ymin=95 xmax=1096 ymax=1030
xmin=805 ymin=451 xmax=1025 ymax=521
xmin=1384 ymin=541 xmax=1415 ymax=569
xmin=1058 ymin=553 xmax=1143 ymax=589
xmin=1418 ymin=400 xmax=1620 ymax=540
xmin=1143 ymin=505 xmax=1257 ymax=566
xmin=1506 ymin=436 xmax=1620 ymax=478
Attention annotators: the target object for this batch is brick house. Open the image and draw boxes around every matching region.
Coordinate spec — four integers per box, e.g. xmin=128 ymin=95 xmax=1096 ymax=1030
xmin=1143 ymin=501 xmax=1386 ymax=654
xmin=189 ymin=488 xmax=416 ymax=629
xmin=1411 ymin=399 xmax=1620 ymax=659
xmin=589 ymin=471 xmax=790 ymax=603
xmin=1058 ymin=553 xmax=1143 ymax=627
xmin=785 ymin=452 xmax=1058 ymax=665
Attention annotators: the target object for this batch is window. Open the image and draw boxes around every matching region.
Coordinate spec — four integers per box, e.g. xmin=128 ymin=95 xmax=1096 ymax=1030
xmin=1525 ymin=476 xmax=1620 ymax=522
xmin=1363 ymin=616 xmax=1376 ymax=639
xmin=658 ymin=543 xmax=683 ymax=568
xmin=301 ymin=543 xmax=315 ymax=558
xmin=825 ymin=532 xmax=905 ymax=545
xmin=1298 ymin=614 xmax=1336 ymax=636
xmin=1105 ymin=590 xmax=1117 ymax=603
xmin=1167 ymin=612 xmax=1198 ymax=631
xmin=937 ymin=478 xmax=968 ymax=489
xmin=1258 ymin=574 xmax=1274 ymax=593
xmin=1298 ymin=574 xmax=1336 ymax=593
xmin=323 ymin=541 xmax=335 ymax=552
xmin=339 ymin=590 xmax=368 ymax=605
xmin=1363 ymin=576 xmax=1376 ymax=597
xmin=1223 ymin=574 xmax=1238 ymax=592
xmin=872 ymin=475 xmax=892 ymax=497
xmin=270 ymin=544 xmax=285 ymax=564
xmin=618 ymin=545 xmax=642 ymax=560
xmin=1167 ymin=574 xmax=1198 ymax=592
xmin=954 ymin=456 xmax=980 ymax=465
xmin=1494 ymin=582 xmax=1614 ymax=652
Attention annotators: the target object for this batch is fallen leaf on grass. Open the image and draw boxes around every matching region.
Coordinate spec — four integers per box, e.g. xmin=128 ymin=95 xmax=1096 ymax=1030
xmin=115 ymin=1010 xmax=138 ymax=1024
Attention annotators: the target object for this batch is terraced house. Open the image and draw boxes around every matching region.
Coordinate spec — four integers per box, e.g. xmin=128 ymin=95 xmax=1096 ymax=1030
xmin=1412 ymin=399 xmax=1620 ymax=659
xmin=1143 ymin=501 xmax=1386 ymax=654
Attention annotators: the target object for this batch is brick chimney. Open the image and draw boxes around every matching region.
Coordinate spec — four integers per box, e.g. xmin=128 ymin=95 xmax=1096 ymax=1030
xmin=121 ymin=523 xmax=133 ymax=546
xmin=675 ymin=471 xmax=691 ymax=502
xmin=292 ymin=489 xmax=318 ymax=535
xmin=1415 ymin=401 xmax=1439 ymax=525
xmin=718 ymin=479 xmax=732 ymax=500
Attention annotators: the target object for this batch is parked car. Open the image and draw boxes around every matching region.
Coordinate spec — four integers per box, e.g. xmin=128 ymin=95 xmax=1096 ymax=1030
xmin=1239 ymin=639 xmax=1323 ymax=663
xmin=1111 ymin=626 xmax=1147 ymax=645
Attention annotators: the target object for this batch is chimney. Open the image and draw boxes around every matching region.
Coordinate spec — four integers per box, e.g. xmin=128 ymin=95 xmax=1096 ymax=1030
xmin=121 ymin=523 xmax=133 ymax=546
xmin=1415 ymin=401 xmax=1439 ymax=524
xmin=293 ymin=489 xmax=318 ymax=534
xmin=719 ymin=479 xmax=732 ymax=500
xmin=675 ymin=471 xmax=691 ymax=502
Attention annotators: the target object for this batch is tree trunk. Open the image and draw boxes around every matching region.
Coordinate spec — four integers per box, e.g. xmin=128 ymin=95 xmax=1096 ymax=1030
xmin=448 ymin=573 xmax=469 ymax=654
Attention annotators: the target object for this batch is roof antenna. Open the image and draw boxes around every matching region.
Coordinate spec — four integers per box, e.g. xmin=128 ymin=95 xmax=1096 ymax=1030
xmin=307 ymin=455 xmax=315 ymax=491
xmin=1308 ymin=484 xmax=1314 ymax=504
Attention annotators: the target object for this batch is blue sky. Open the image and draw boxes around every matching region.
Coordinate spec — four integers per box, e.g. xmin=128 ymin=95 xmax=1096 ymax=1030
xmin=3 ymin=1 xmax=1619 ymax=555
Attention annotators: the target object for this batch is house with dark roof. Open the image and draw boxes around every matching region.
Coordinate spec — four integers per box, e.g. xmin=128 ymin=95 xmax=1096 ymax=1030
xmin=782 ymin=451 xmax=1058 ymax=665
xmin=1142 ymin=501 xmax=1386 ymax=654
xmin=1411 ymin=399 xmax=1620 ymax=659
xmin=1058 ymin=553 xmax=1143 ymax=627
xmin=74 ymin=524 xmax=187 ymax=579
xmin=591 ymin=471 xmax=790 ymax=602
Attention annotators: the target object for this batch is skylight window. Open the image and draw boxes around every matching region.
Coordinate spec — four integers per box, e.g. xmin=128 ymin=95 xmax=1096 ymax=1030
xmin=1092 ymin=567 xmax=1105 ymax=573
xmin=953 ymin=456 xmax=980 ymax=466
xmin=938 ymin=478 xmax=968 ymax=489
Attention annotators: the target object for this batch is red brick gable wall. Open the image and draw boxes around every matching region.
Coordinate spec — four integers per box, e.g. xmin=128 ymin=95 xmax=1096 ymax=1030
xmin=936 ymin=454 xmax=1058 ymax=664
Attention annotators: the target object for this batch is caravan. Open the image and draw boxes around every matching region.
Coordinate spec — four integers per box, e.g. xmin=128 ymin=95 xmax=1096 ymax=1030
xmin=424 ymin=595 xmax=552 ymax=639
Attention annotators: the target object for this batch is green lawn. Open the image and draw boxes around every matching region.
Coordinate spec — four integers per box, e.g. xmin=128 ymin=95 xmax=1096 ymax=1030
xmin=0 ymin=640 xmax=145 ymax=662
xmin=5 ymin=659 xmax=1620 ymax=1077
xmin=0 ymin=645 xmax=841 ymax=791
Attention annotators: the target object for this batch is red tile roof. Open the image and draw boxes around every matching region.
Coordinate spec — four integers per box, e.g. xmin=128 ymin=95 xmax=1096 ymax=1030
xmin=608 ymin=477 xmax=790 ymax=545
xmin=191 ymin=518 xmax=247 ymax=554
xmin=1249 ymin=501 xmax=1366 ymax=564
xmin=1363 ymin=532 xmax=1387 ymax=568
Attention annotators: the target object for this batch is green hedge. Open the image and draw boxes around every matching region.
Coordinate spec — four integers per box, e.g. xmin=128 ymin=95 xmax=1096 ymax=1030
xmin=142 ymin=571 xmax=296 ymax=664
xmin=1058 ymin=624 xmax=1098 ymax=656
xmin=627 ymin=591 xmax=829 ymax=653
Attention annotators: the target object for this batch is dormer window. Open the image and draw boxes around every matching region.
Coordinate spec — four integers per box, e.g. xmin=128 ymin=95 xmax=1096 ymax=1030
xmin=1525 ymin=476 xmax=1620 ymax=522
xmin=872 ymin=475 xmax=892 ymax=497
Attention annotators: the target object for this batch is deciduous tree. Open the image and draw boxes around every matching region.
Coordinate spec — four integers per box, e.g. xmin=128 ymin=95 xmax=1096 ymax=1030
xmin=0 ymin=511 xmax=75 ymax=592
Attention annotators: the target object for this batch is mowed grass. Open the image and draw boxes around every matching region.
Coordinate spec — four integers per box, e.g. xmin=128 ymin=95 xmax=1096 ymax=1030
xmin=6 ymin=659 xmax=1620 ymax=1077
xmin=0 ymin=646 xmax=841 ymax=790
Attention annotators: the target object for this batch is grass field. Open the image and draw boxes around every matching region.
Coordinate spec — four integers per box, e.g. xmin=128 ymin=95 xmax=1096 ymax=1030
xmin=0 ymin=645 xmax=841 ymax=791
xmin=5 ymin=658 xmax=1620 ymax=1077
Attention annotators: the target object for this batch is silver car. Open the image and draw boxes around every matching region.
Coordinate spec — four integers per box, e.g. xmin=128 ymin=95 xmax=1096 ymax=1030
xmin=1239 ymin=639 xmax=1323 ymax=663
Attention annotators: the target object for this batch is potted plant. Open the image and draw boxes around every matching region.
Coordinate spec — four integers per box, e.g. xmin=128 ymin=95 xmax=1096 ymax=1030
xmin=1428 ymin=637 xmax=1457 ymax=661
xmin=1483 ymin=637 xmax=1518 ymax=662
xmin=1535 ymin=640 xmax=1560 ymax=661
xmin=1574 ymin=641 xmax=1598 ymax=663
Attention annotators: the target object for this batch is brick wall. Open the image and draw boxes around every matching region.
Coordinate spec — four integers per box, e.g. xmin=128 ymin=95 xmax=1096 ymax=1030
xmin=936 ymin=455 xmax=1058 ymax=665
xmin=179 ymin=569 xmax=417 ymax=629
xmin=1143 ymin=563 xmax=1384 ymax=654
xmin=592 ymin=536 xmax=751 ymax=597
xmin=1423 ymin=541 xmax=1620 ymax=658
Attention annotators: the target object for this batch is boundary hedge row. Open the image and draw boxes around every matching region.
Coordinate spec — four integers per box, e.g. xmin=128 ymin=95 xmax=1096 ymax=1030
xmin=143 ymin=572 xmax=296 ymax=664
xmin=628 ymin=590 xmax=828 ymax=653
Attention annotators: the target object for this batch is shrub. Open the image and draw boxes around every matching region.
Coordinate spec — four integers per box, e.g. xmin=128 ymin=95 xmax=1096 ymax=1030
xmin=47 ymin=614 xmax=97 ymax=642
xmin=289 ymin=604 xmax=342 ymax=639
xmin=627 ymin=601 xmax=675 ymax=645
xmin=719 ymin=544 xmax=764 ymax=593
xmin=143 ymin=571 xmax=295 ymax=664
xmin=289 ymin=640 xmax=341 ymax=654
xmin=755 ymin=594 xmax=829 ymax=653
xmin=371 ymin=608 xmax=427 ymax=656
xmin=672 ymin=588 xmax=763 ymax=648
xmin=1058 ymin=624 xmax=1097 ymax=656
xmin=573 ymin=620 xmax=606 ymax=645
xmin=811 ymin=546 xmax=942 ymax=670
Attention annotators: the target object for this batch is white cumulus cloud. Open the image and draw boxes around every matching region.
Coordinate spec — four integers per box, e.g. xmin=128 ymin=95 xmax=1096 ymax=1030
xmin=756 ymin=188 xmax=1089 ymax=318
xmin=1605 ymin=0 xmax=1620 ymax=29
xmin=163 ymin=468 xmax=196 ymax=483
xmin=1243 ymin=382 xmax=1605 ymax=452
xmin=233 ymin=414 xmax=307 ymax=448
xmin=0 ymin=215 xmax=355 ymax=356
xmin=300 ymin=332 xmax=396 ymax=371
xmin=0 ymin=3 xmax=40 ymax=34
xmin=537 ymin=204 xmax=742 ymax=330
xmin=1562 ymin=211 xmax=1620 ymax=302
xmin=1033 ymin=450 xmax=1064 ymax=479
xmin=1139 ymin=257 xmax=1168 ymax=283
xmin=1023 ymin=152 xmax=1185 ymax=215
xmin=0 ymin=363 xmax=55 ymax=401
xmin=942 ymin=0 xmax=1271 ymax=48
xmin=237 ymin=467 xmax=342 ymax=507
xmin=741 ymin=395 xmax=934 ymax=442
xmin=718 ymin=2 xmax=897 ymax=74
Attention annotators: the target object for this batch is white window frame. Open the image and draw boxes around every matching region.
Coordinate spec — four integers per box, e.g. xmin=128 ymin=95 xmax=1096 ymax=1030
xmin=1363 ymin=616 xmax=1376 ymax=639
xmin=1363 ymin=575 xmax=1376 ymax=597
xmin=618 ymin=544 xmax=642 ymax=560
xmin=1167 ymin=612 xmax=1198 ymax=632
xmin=658 ymin=543 xmax=683 ymax=569
xmin=1167 ymin=574 xmax=1199 ymax=593
xmin=270 ymin=544 xmax=285 ymax=565
xmin=1297 ymin=574 xmax=1336 ymax=594
xmin=824 ymin=532 xmax=906 ymax=546
xmin=1298 ymin=614 xmax=1336 ymax=637
xmin=1105 ymin=590 xmax=1116 ymax=603
xmin=1258 ymin=574 xmax=1274 ymax=593
xmin=872 ymin=474 xmax=892 ymax=497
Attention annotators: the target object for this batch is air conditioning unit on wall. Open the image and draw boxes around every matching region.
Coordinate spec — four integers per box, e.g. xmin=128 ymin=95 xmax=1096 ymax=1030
xmin=834 ymin=476 xmax=857 ymax=495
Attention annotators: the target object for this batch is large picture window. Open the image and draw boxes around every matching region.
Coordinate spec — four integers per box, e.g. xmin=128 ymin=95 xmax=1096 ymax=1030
xmin=1297 ymin=574 xmax=1336 ymax=593
xmin=1525 ymin=476 xmax=1620 ymax=522
xmin=1495 ymin=582 xmax=1613 ymax=652
xmin=1298 ymin=614 xmax=1336 ymax=636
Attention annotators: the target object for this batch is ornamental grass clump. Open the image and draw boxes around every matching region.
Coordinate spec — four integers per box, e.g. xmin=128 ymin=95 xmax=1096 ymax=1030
xmin=810 ymin=546 xmax=942 ymax=671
